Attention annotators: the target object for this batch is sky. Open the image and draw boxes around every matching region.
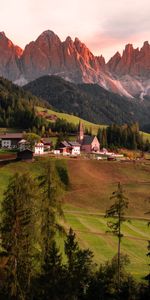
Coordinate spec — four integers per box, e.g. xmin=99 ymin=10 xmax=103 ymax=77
xmin=0 ymin=0 xmax=150 ymax=61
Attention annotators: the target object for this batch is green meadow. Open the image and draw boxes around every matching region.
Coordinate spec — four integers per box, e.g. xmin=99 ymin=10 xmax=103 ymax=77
xmin=0 ymin=158 xmax=149 ymax=280
xmin=61 ymin=212 xmax=150 ymax=280
xmin=36 ymin=106 xmax=106 ymax=135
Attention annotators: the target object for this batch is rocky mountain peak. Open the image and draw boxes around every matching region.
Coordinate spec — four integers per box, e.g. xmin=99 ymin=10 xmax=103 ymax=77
xmin=142 ymin=40 xmax=149 ymax=48
xmin=0 ymin=32 xmax=22 ymax=81
xmin=107 ymin=52 xmax=121 ymax=72
xmin=124 ymin=43 xmax=134 ymax=52
xmin=0 ymin=31 xmax=6 ymax=38
xmin=0 ymin=30 xmax=150 ymax=98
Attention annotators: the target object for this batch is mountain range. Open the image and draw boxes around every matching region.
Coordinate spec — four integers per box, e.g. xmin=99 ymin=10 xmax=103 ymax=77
xmin=0 ymin=30 xmax=150 ymax=98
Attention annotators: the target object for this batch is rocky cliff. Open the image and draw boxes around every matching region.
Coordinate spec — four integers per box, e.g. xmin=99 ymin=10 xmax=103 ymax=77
xmin=0 ymin=30 xmax=150 ymax=98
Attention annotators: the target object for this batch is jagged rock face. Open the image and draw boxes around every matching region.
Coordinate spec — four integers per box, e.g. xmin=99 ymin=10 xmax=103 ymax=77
xmin=106 ymin=52 xmax=121 ymax=73
xmin=0 ymin=32 xmax=22 ymax=81
xmin=21 ymin=31 xmax=63 ymax=80
xmin=0 ymin=30 xmax=150 ymax=98
xmin=21 ymin=31 xmax=105 ymax=83
xmin=107 ymin=41 xmax=150 ymax=77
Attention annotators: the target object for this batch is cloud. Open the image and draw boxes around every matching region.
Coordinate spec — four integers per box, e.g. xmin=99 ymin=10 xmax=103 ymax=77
xmin=101 ymin=11 xmax=150 ymax=40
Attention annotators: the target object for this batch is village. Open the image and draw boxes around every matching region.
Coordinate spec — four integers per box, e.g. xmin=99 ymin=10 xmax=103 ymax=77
xmin=0 ymin=122 xmax=125 ymax=162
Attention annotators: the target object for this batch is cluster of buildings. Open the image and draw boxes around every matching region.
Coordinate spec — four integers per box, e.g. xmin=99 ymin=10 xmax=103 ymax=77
xmin=55 ymin=122 xmax=100 ymax=156
xmin=0 ymin=123 xmax=125 ymax=161
xmin=0 ymin=122 xmax=101 ymax=159
xmin=0 ymin=133 xmax=51 ymax=159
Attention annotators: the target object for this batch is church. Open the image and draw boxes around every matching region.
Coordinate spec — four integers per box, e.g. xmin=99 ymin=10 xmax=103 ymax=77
xmin=77 ymin=122 xmax=100 ymax=153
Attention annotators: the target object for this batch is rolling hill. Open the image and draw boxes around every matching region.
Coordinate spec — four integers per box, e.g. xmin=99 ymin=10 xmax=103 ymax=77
xmin=24 ymin=75 xmax=150 ymax=129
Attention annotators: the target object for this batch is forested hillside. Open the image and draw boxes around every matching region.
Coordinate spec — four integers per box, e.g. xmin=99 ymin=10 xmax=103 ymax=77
xmin=24 ymin=75 xmax=150 ymax=129
xmin=0 ymin=77 xmax=48 ymax=129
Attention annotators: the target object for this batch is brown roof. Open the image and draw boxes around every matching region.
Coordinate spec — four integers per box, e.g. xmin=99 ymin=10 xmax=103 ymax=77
xmin=0 ymin=133 xmax=23 ymax=139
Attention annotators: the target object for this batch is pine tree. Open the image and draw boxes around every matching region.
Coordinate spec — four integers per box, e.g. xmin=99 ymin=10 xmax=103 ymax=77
xmin=105 ymin=183 xmax=128 ymax=293
xmin=64 ymin=228 xmax=79 ymax=273
xmin=64 ymin=228 xmax=94 ymax=299
xmin=34 ymin=240 xmax=64 ymax=300
xmin=0 ymin=173 xmax=37 ymax=300
xmin=38 ymin=160 xmax=64 ymax=261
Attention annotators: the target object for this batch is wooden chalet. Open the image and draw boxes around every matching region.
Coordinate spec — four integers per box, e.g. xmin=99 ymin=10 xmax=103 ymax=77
xmin=0 ymin=133 xmax=23 ymax=149
xmin=59 ymin=141 xmax=80 ymax=155
xmin=17 ymin=149 xmax=34 ymax=161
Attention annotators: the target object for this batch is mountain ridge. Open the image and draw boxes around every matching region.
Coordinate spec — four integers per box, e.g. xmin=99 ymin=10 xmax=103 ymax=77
xmin=23 ymin=75 xmax=150 ymax=128
xmin=0 ymin=30 xmax=150 ymax=98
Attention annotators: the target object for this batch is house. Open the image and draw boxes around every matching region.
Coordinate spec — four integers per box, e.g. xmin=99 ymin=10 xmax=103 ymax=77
xmin=41 ymin=138 xmax=51 ymax=151
xmin=69 ymin=141 xmax=81 ymax=155
xmin=77 ymin=121 xmax=100 ymax=153
xmin=59 ymin=141 xmax=81 ymax=156
xmin=59 ymin=141 xmax=71 ymax=155
xmin=18 ymin=139 xmax=30 ymax=151
xmin=34 ymin=142 xmax=44 ymax=155
xmin=0 ymin=133 xmax=23 ymax=149
xmin=17 ymin=149 xmax=34 ymax=161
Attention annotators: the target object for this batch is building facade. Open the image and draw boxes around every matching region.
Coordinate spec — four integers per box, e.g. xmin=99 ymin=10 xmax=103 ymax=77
xmin=34 ymin=142 xmax=44 ymax=155
xmin=0 ymin=133 xmax=23 ymax=148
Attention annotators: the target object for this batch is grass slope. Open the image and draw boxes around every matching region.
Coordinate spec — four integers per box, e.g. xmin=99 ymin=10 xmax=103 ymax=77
xmin=0 ymin=158 xmax=149 ymax=280
xmin=37 ymin=106 xmax=150 ymax=140
xmin=63 ymin=213 xmax=149 ymax=280
xmin=36 ymin=106 xmax=106 ymax=135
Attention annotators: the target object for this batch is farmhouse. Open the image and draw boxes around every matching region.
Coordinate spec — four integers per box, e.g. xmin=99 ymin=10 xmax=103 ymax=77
xmin=18 ymin=139 xmax=30 ymax=151
xmin=41 ymin=138 xmax=51 ymax=150
xmin=59 ymin=141 xmax=81 ymax=156
xmin=17 ymin=149 xmax=34 ymax=161
xmin=34 ymin=142 xmax=44 ymax=155
xmin=0 ymin=133 xmax=23 ymax=148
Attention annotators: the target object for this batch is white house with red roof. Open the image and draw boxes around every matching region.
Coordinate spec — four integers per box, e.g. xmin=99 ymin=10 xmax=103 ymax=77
xmin=59 ymin=141 xmax=81 ymax=156
xmin=34 ymin=142 xmax=44 ymax=155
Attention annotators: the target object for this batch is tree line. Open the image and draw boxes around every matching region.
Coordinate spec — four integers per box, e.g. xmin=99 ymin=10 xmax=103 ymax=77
xmin=0 ymin=77 xmax=47 ymax=130
xmin=97 ymin=123 xmax=150 ymax=151
xmin=0 ymin=159 xmax=149 ymax=300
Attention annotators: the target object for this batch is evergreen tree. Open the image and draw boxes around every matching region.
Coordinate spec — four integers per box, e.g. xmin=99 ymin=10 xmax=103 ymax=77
xmin=33 ymin=240 xmax=64 ymax=300
xmin=64 ymin=228 xmax=95 ymax=300
xmin=105 ymin=183 xmax=128 ymax=293
xmin=0 ymin=173 xmax=37 ymax=300
xmin=38 ymin=160 xmax=64 ymax=261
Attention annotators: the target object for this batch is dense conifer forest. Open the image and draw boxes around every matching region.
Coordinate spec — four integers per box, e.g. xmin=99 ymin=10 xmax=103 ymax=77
xmin=24 ymin=75 xmax=150 ymax=130
xmin=0 ymin=77 xmax=48 ymax=129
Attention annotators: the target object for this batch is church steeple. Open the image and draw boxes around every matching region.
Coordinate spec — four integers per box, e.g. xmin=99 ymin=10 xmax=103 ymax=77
xmin=77 ymin=121 xmax=84 ymax=142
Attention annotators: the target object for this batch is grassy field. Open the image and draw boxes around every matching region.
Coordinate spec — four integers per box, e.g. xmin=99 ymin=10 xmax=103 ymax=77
xmin=36 ymin=106 xmax=150 ymax=140
xmin=36 ymin=106 xmax=106 ymax=135
xmin=0 ymin=157 xmax=149 ymax=280
xmin=0 ymin=158 xmax=150 ymax=216
xmin=61 ymin=212 xmax=150 ymax=280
